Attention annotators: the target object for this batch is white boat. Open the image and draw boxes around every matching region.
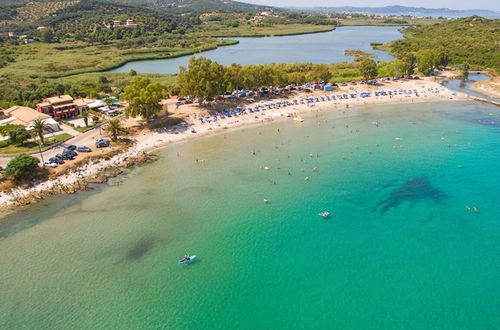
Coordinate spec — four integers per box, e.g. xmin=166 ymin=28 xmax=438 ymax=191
xmin=319 ymin=212 xmax=330 ymax=219
xmin=293 ymin=116 xmax=304 ymax=122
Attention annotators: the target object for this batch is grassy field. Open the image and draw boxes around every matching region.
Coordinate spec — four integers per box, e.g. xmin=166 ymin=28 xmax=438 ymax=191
xmin=201 ymin=24 xmax=335 ymax=37
xmin=0 ymin=38 xmax=235 ymax=80
xmin=0 ymin=133 xmax=72 ymax=155
xmin=59 ymin=71 xmax=177 ymax=90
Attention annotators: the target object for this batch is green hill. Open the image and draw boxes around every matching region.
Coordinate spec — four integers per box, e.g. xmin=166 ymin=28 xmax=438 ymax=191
xmin=0 ymin=0 xmax=268 ymax=37
xmin=0 ymin=0 xmax=197 ymax=38
xmin=387 ymin=16 xmax=500 ymax=71
xmin=115 ymin=0 xmax=267 ymax=14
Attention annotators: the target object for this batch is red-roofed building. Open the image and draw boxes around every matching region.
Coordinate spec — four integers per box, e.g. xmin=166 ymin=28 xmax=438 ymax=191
xmin=36 ymin=95 xmax=79 ymax=119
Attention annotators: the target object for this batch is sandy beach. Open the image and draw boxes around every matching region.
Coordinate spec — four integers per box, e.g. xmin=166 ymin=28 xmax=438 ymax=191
xmin=471 ymin=76 xmax=500 ymax=99
xmin=0 ymin=77 xmax=470 ymax=210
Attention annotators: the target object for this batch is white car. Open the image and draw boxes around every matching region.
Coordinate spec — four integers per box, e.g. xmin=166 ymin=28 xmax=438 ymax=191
xmin=44 ymin=161 xmax=58 ymax=168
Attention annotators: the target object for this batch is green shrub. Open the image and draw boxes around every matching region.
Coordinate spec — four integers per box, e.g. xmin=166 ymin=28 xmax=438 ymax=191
xmin=8 ymin=127 xmax=30 ymax=145
xmin=4 ymin=153 xmax=39 ymax=180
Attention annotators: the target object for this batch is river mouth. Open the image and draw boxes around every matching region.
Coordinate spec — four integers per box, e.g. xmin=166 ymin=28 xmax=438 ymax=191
xmin=109 ymin=26 xmax=403 ymax=74
xmin=442 ymin=73 xmax=499 ymax=102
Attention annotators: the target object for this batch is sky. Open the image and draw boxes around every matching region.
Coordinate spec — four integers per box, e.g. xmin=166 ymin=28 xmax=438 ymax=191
xmin=241 ymin=0 xmax=500 ymax=11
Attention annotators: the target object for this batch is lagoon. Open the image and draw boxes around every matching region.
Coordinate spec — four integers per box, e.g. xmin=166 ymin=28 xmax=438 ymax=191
xmin=110 ymin=26 xmax=403 ymax=74
xmin=1 ymin=101 xmax=499 ymax=329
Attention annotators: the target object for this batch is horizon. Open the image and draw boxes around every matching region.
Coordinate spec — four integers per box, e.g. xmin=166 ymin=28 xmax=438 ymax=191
xmin=240 ymin=1 xmax=500 ymax=12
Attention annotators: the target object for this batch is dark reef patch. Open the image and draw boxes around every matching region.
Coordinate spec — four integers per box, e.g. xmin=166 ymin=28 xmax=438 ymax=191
xmin=126 ymin=236 xmax=156 ymax=261
xmin=375 ymin=177 xmax=446 ymax=213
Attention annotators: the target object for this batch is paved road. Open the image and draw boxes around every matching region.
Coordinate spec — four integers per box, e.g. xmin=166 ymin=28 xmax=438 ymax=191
xmin=0 ymin=126 xmax=106 ymax=167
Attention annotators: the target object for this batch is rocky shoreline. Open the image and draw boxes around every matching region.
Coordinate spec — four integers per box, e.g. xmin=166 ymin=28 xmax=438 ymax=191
xmin=0 ymin=148 xmax=158 ymax=211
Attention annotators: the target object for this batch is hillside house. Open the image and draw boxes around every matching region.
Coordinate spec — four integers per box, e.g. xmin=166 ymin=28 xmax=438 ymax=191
xmin=125 ymin=19 xmax=137 ymax=27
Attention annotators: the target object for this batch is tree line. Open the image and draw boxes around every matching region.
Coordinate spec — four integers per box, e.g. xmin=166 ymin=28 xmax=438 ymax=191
xmin=177 ymin=57 xmax=385 ymax=102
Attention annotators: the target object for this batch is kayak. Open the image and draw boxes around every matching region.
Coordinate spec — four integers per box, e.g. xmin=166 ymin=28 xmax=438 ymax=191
xmin=178 ymin=255 xmax=196 ymax=264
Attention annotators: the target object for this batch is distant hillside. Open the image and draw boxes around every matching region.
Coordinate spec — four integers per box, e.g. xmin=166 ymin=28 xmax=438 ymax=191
xmin=0 ymin=0 xmax=268 ymax=15
xmin=115 ymin=0 xmax=268 ymax=14
xmin=0 ymin=0 xmax=194 ymax=38
xmin=289 ymin=5 xmax=499 ymax=18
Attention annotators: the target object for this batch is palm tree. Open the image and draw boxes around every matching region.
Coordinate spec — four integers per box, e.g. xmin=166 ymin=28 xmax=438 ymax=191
xmin=31 ymin=119 xmax=51 ymax=145
xmin=82 ymin=110 xmax=89 ymax=127
xmin=105 ymin=119 xmax=126 ymax=142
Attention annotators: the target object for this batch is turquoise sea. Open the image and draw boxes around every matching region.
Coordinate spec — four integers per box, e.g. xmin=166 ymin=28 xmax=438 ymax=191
xmin=1 ymin=101 xmax=499 ymax=329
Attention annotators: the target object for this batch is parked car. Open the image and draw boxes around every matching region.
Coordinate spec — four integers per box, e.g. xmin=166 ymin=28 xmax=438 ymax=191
xmin=44 ymin=161 xmax=58 ymax=168
xmin=63 ymin=149 xmax=77 ymax=157
xmin=49 ymin=157 xmax=64 ymax=164
xmin=95 ymin=138 xmax=110 ymax=148
xmin=57 ymin=153 xmax=73 ymax=160
xmin=62 ymin=144 xmax=76 ymax=150
xmin=76 ymin=146 xmax=92 ymax=152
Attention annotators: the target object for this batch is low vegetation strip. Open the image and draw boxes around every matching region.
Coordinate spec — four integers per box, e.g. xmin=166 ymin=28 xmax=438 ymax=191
xmin=0 ymin=133 xmax=72 ymax=155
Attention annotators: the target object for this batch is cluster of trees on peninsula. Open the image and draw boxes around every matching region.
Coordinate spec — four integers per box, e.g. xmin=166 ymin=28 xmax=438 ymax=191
xmin=387 ymin=16 xmax=500 ymax=72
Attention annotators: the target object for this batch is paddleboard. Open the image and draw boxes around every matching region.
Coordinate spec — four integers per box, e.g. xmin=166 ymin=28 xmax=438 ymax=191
xmin=178 ymin=255 xmax=196 ymax=264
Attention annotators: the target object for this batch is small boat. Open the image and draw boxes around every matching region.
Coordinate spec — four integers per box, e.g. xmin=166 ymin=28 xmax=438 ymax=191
xmin=319 ymin=212 xmax=330 ymax=219
xmin=178 ymin=255 xmax=196 ymax=264
xmin=263 ymin=199 xmax=270 ymax=203
xmin=293 ymin=116 xmax=304 ymax=122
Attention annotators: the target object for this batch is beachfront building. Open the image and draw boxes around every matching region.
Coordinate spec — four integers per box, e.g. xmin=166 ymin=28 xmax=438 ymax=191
xmin=36 ymin=95 xmax=79 ymax=119
xmin=73 ymin=98 xmax=102 ymax=113
xmin=1 ymin=106 xmax=60 ymax=132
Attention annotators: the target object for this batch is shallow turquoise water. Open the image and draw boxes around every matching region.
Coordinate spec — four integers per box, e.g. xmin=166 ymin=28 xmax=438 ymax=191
xmin=110 ymin=26 xmax=402 ymax=74
xmin=1 ymin=101 xmax=499 ymax=329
